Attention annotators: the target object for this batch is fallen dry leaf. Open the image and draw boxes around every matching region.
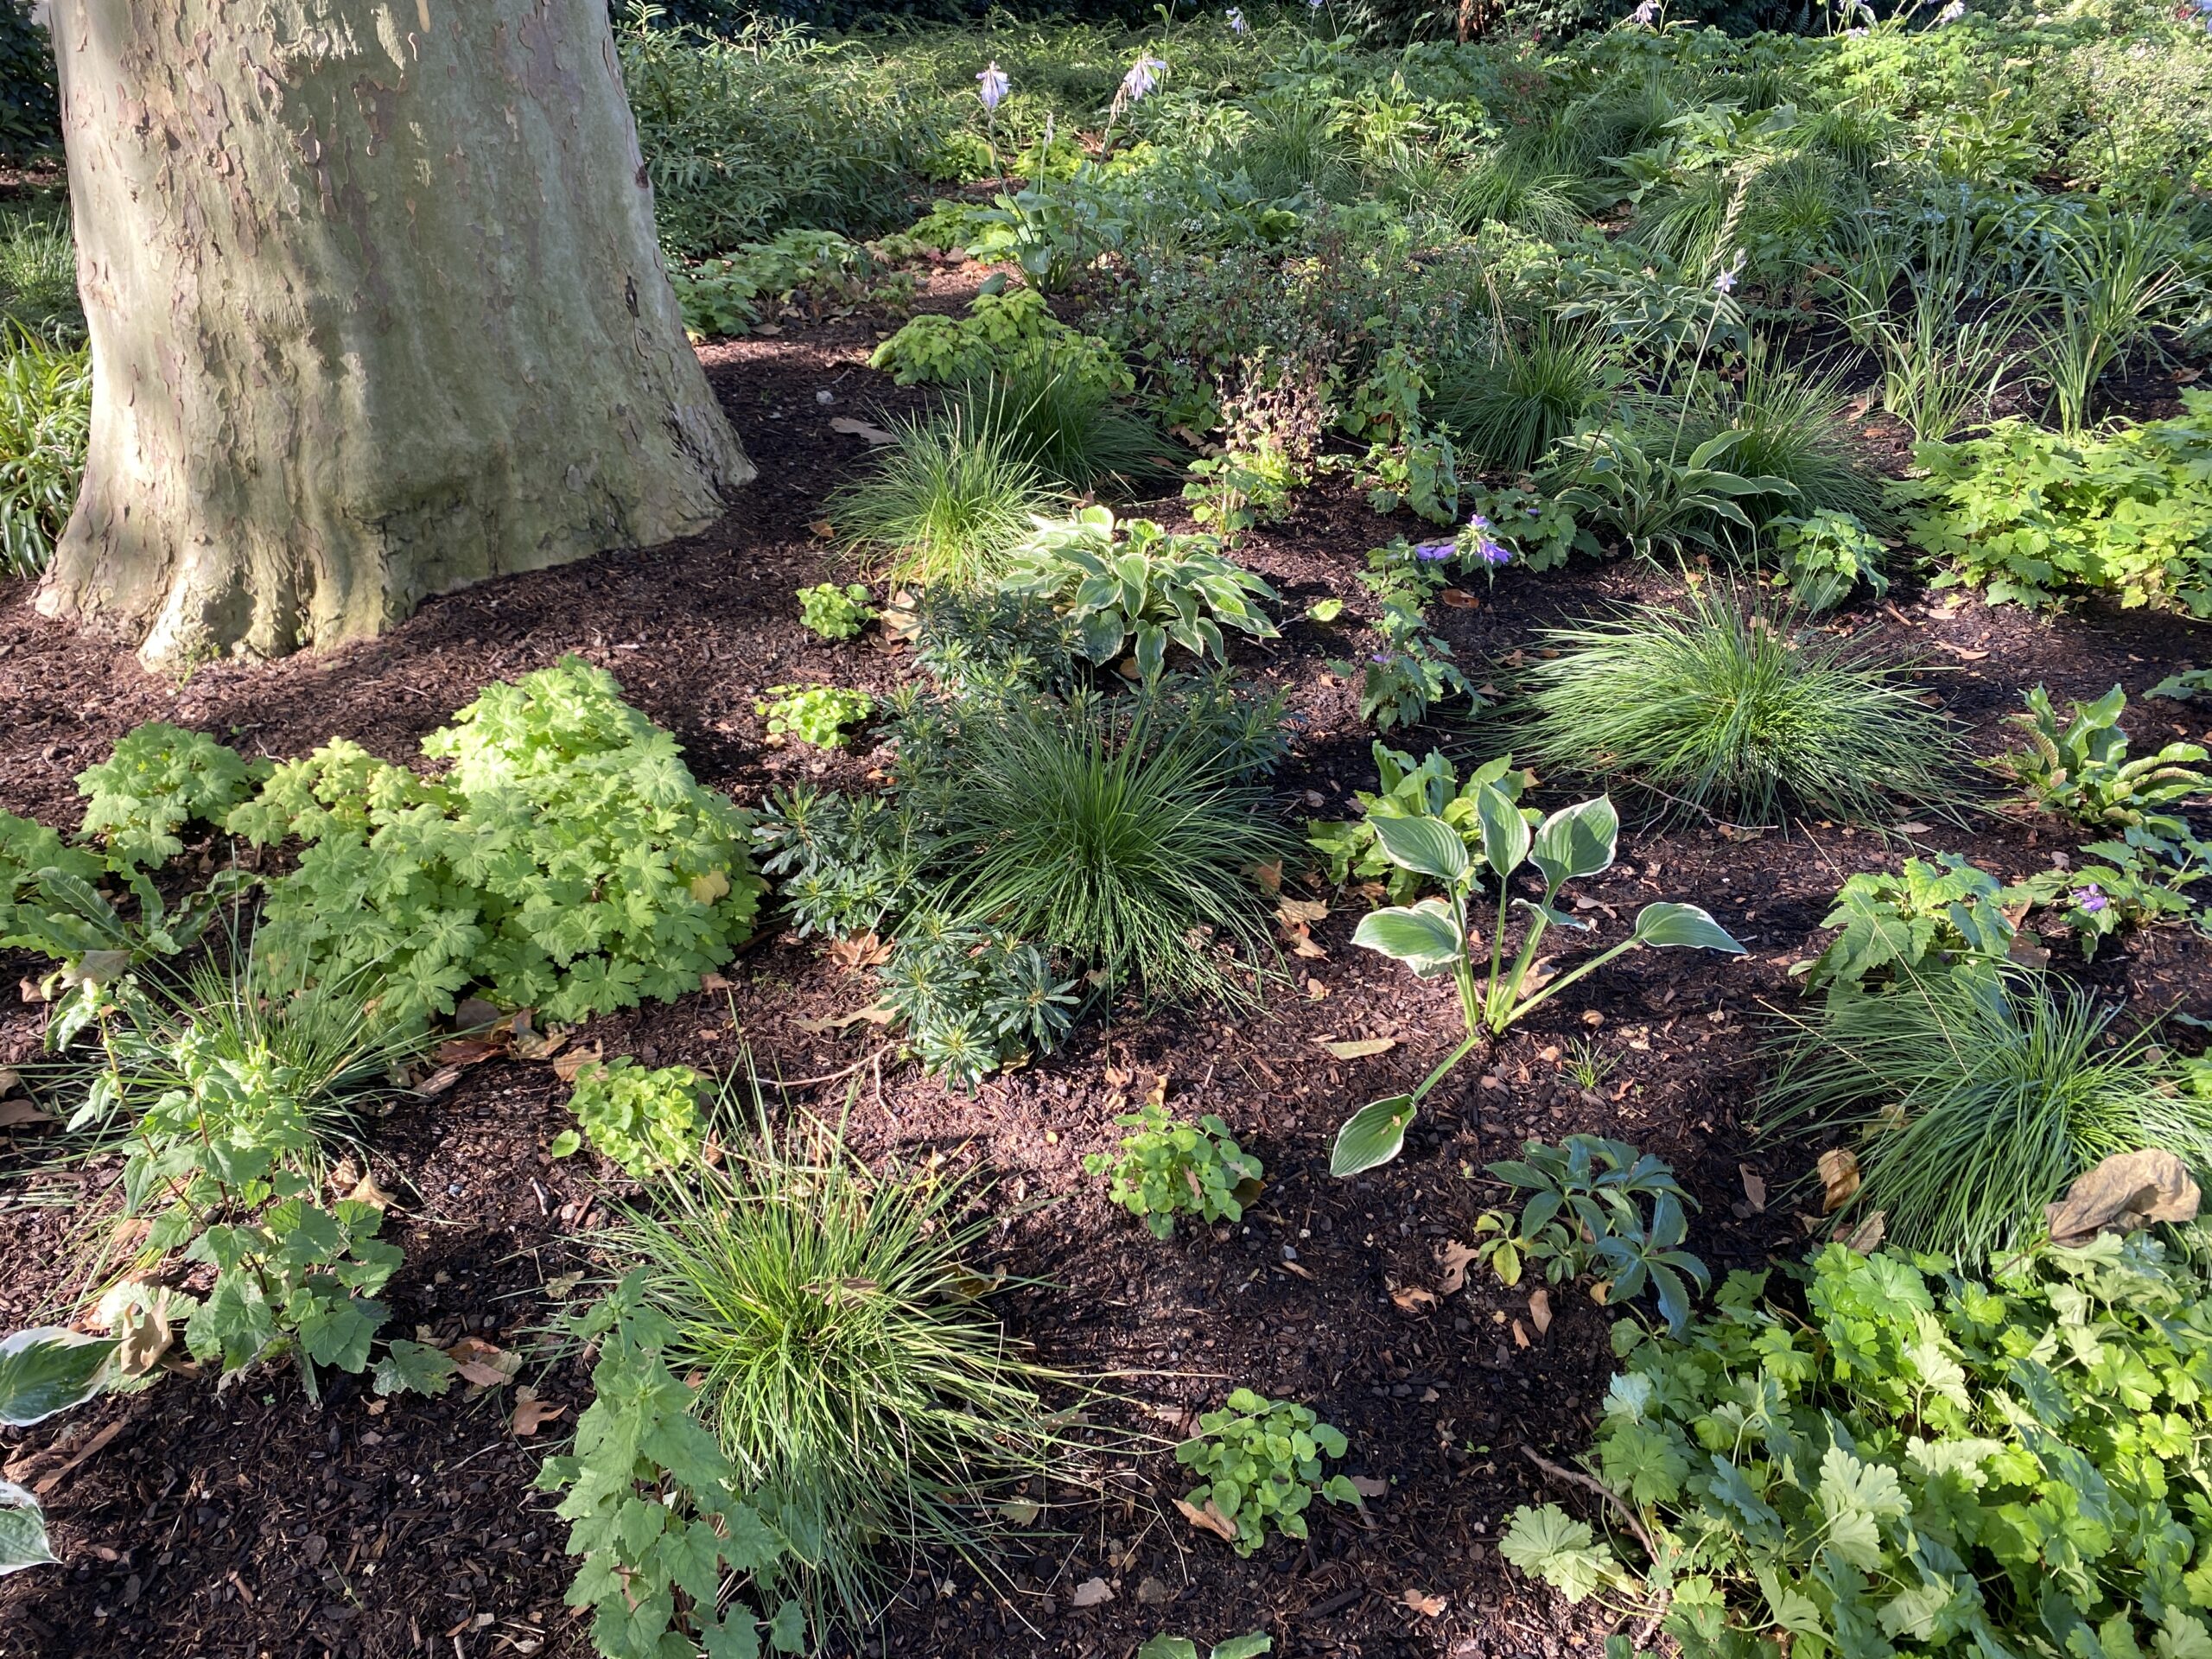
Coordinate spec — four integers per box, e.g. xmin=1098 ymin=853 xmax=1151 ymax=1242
xmin=2046 ymin=1149 xmax=2199 ymax=1245
xmin=828 ymin=416 xmax=899 ymax=446
xmin=1249 ymin=859 xmax=1284 ymax=893
xmin=791 ymin=1003 xmax=895 ymax=1036
xmin=1391 ymin=1285 xmax=1438 ymax=1313
xmin=543 ymin=1272 xmax=584 ymax=1299
xmin=1818 ymin=1147 xmax=1861 ymax=1213
xmin=346 ymin=1171 xmax=396 ymax=1212
xmin=996 ymin=1497 xmax=1043 ymax=1526
xmin=1839 ymin=1210 xmax=1887 ymax=1253
xmin=1277 ymin=1259 xmax=1314 ymax=1281
xmin=510 ymin=1022 xmax=570 ymax=1063
xmin=1436 ymin=1240 xmax=1479 ymax=1296
xmin=1173 ymin=1497 xmax=1239 ymax=1543
xmin=433 ymin=1035 xmax=505 ymax=1068
xmin=1438 ymin=588 xmax=1480 ymax=609
xmin=1349 ymin=1474 xmax=1389 ymax=1500
xmin=550 ymin=1042 xmax=605 ymax=1084
xmin=1511 ymin=1319 xmax=1529 ymax=1349
xmin=1069 ymin=1576 xmax=1117 ymax=1607
xmin=1403 ymin=1590 xmax=1448 ymax=1617
xmin=448 ymin=1337 xmax=520 ymax=1389
xmin=1285 ymin=925 xmax=1328 ymax=959
xmin=825 ymin=931 xmax=893 ymax=972
xmin=1275 ymin=897 xmax=1328 ymax=926
xmin=1739 ymin=1164 xmax=1768 ymax=1214
xmin=0 ymin=1096 xmax=53 ymax=1128
xmin=1319 ymin=1036 xmax=1397 ymax=1060
xmin=1529 ymin=1287 xmax=1552 ymax=1335
xmin=512 ymin=1392 xmax=566 ymax=1437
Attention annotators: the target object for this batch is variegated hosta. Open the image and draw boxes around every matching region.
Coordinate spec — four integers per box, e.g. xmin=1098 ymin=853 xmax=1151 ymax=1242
xmin=996 ymin=505 xmax=1279 ymax=679
xmin=1331 ymin=769 xmax=1742 ymax=1176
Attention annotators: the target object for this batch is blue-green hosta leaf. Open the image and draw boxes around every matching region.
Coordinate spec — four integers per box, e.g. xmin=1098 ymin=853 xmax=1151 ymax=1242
xmin=1369 ymin=814 xmax=1471 ymax=883
xmin=1351 ymin=899 xmax=1463 ymax=974
xmin=1471 ymin=781 xmax=1532 ymax=880
xmin=1134 ymin=623 xmax=1168 ymax=681
xmin=1630 ymin=902 xmax=1745 ymax=953
xmin=1331 ymin=1096 xmax=1418 ymax=1177
xmin=1499 ymin=1503 xmax=1609 ymax=1603
xmin=0 ymin=1329 xmax=116 ymax=1428
xmin=1530 ymin=796 xmax=1619 ymax=893
xmin=0 ymin=1480 xmax=55 ymax=1575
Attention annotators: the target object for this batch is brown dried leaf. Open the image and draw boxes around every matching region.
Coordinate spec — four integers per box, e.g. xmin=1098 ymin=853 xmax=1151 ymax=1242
xmin=510 ymin=1023 xmax=570 ymax=1063
xmin=1438 ymin=588 xmax=1480 ymax=609
xmin=1436 ymin=1240 xmax=1479 ymax=1297
xmin=1173 ymin=1497 xmax=1240 ymax=1544
xmin=1349 ymin=1474 xmax=1389 ymax=1500
xmin=791 ymin=1003 xmax=895 ymax=1036
xmin=512 ymin=1391 xmax=565 ymax=1438
xmin=1510 ymin=1319 xmax=1529 ymax=1349
xmin=448 ymin=1337 xmax=520 ymax=1389
xmin=1286 ymin=925 xmax=1328 ymax=959
xmin=1529 ymin=1287 xmax=1552 ymax=1335
xmin=1069 ymin=1575 xmax=1117 ymax=1606
xmin=2045 ymin=1149 xmax=2200 ymax=1245
xmin=346 ymin=1172 xmax=397 ymax=1212
xmin=434 ymin=1035 xmax=505 ymax=1068
xmin=0 ymin=1096 xmax=53 ymax=1128
xmin=1817 ymin=1147 xmax=1861 ymax=1214
xmin=1739 ymin=1164 xmax=1768 ymax=1214
xmin=1275 ymin=897 xmax=1328 ymax=926
xmin=1249 ymin=859 xmax=1284 ymax=894
xmin=550 ymin=1042 xmax=604 ymax=1084
xmin=1319 ymin=1037 xmax=1397 ymax=1060
xmin=825 ymin=931 xmax=893 ymax=972
xmin=829 ymin=416 xmax=899 ymax=446
xmin=1839 ymin=1210 xmax=1887 ymax=1253
xmin=1392 ymin=1285 xmax=1438 ymax=1313
xmin=1403 ymin=1590 xmax=1448 ymax=1617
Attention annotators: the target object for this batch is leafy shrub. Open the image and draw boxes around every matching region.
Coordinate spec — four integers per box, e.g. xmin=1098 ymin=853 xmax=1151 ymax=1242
xmin=1766 ymin=969 xmax=2210 ymax=1267
xmin=1330 ymin=590 xmax=1476 ymax=734
xmin=230 ymin=657 xmax=766 ymax=1028
xmin=1522 ymin=588 xmax=1962 ymax=830
xmin=1476 ymin=1135 xmax=1710 ymax=1333
xmin=563 ymin=1059 xmax=707 ymax=1179
xmin=868 ymin=285 xmax=1127 ymax=394
xmin=73 ymin=722 xmax=266 ymax=870
xmin=875 ymin=911 xmax=1077 ymax=1091
xmin=1085 ymin=1102 xmax=1263 ymax=1240
xmin=757 ymin=683 xmax=873 ymax=748
xmin=2003 ymin=823 xmax=2209 ymax=963
xmin=668 ymin=229 xmax=912 ymax=341
xmin=797 ymin=582 xmax=874 ymax=641
xmin=602 ymin=1095 xmax=1073 ymax=1620
xmin=1897 ymin=395 xmax=2212 ymax=618
xmin=997 ymin=506 xmax=1278 ymax=677
xmin=0 ymin=327 xmax=90 ymax=577
xmin=1662 ymin=348 xmax=1885 ymax=531
xmin=1796 ymin=853 xmax=2016 ymax=996
xmin=923 ymin=690 xmax=1292 ymax=1001
xmin=1307 ymin=746 xmax=1536 ymax=906
xmin=1332 ymin=766 xmax=1740 ymax=1175
xmin=1 ymin=808 xmax=106 ymax=950
xmin=828 ymin=411 xmax=1061 ymax=587
xmin=1175 ymin=1389 xmax=1359 ymax=1558
xmin=1769 ymin=510 xmax=1889 ymax=613
xmin=1996 ymin=683 xmax=2209 ymax=834
xmin=751 ymin=784 xmax=929 ymax=939
xmin=1503 ymin=1238 xmax=2212 ymax=1659
xmin=537 ymin=1271 xmax=805 ymax=1659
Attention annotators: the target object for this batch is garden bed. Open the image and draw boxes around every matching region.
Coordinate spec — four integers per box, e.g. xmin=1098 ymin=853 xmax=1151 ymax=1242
xmin=3 ymin=299 xmax=2209 ymax=1659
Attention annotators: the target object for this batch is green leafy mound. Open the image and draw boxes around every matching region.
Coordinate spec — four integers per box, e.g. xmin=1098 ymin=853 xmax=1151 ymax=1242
xmin=1503 ymin=1238 xmax=2212 ymax=1658
xmin=230 ymin=656 xmax=765 ymax=1027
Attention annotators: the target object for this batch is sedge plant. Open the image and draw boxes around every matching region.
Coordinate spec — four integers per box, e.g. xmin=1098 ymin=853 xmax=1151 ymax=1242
xmin=601 ymin=1084 xmax=1081 ymax=1626
xmin=828 ymin=409 xmax=1063 ymax=587
xmin=1332 ymin=778 xmax=1741 ymax=1175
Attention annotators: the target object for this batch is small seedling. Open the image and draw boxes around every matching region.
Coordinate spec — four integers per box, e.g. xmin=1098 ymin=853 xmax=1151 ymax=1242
xmin=797 ymin=582 xmax=875 ymax=641
xmin=1085 ymin=1103 xmax=1262 ymax=1239
xmin=1176 ymin=1389 xmax=1360 ymax=1556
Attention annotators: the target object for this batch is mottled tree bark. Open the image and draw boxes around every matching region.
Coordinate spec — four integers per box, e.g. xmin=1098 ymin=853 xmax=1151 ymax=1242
xmin=37 ymin=0 xmax=749 ymax=670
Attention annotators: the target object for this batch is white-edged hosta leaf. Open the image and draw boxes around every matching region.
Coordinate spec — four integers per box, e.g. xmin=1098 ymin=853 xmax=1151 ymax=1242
xmin=1630 ymin=902 xmax=1745 ymax=954
xmin=1332 ymin=1096 xmax=1418 ymax=1177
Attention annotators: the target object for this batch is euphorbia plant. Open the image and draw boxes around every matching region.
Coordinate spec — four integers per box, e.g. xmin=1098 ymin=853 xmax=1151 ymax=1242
xmin=1330 ymin=779 xmax=1743 ymax=1175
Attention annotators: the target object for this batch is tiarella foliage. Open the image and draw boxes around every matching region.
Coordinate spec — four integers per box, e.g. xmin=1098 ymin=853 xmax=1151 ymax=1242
xmin=796 ymin=581 xmax=875 ymax=642
xmin=563 ymin=1059 xmax=708 ymax=1179
xmin=1503 ymin=1240 xmax=2212 ymax=1659
xmin=1899 ymin=396 xmax=2212 ymax=618
xmin=229 ymin=658 xmax=766 ymax=1028
xmin=756 ymin=683 xmax=874 ymax=749
xmin=1085 ymin=1103 xmax=1263 ymax=1240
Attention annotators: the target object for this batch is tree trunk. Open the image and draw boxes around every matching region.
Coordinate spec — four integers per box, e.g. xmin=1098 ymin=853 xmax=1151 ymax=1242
xmin=36 ymin=0 xmax=750 ymax=670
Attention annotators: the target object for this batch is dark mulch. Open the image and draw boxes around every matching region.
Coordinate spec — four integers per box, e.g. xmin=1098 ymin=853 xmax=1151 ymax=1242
xmin=3 ymin=276 xmax=2209 ymax=1659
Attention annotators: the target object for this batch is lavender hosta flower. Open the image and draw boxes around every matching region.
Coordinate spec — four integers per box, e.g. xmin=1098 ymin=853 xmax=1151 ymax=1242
xmin=1630 ymin=0 xmax=1660 ymax=24
xmin=1935 ymin=0 xmax=1965 ymax=21
xmin=1713 ymin=266 xmax=1738 ymax=296
xmin=977 ymin=61 xmax=1009 ymax=112
xmin=1121 ymin=55 xmax=1166 ymax=103
xmin=2074 ymin=884 xmax=2111 ymax=914
xmin=1226 ymin=5 xmax=1249 ymax=31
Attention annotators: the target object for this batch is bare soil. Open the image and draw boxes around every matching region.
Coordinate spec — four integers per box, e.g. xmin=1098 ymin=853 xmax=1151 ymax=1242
xmin=2 ymin=275 xmax=2208 ymax=1659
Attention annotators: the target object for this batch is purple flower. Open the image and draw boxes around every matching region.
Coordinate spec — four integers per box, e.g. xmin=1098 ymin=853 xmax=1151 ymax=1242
xmin=1468 ymin=513 xmax=1491 ymax=531
xmin=1226 ymin=6 xmax=1249 ymax=31
xmin=977 ymin=61 xmax=1009 ymax=112
xmin=1370 ymin=652 xmax=1396 ymax=665
xmin=1630 ymin=0 xmax=1659 ymax=22
xmin=1473 ymin=536 xmax=1511 ymax=566
xmin=2073 ymin=884 xmax=2110 ymax=914
xmin=1713 ymin=266 xmax=1738 ymax=296
xmin=1121 ymin=55 xmax=1166 ymax=103
xmin=1413 ymin=540 xmax=1454 ymax=562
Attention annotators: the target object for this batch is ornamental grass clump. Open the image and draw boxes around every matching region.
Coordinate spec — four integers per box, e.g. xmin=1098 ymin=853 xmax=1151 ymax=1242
xmin=1765 ymin=968 xmax=2212 ymax=1266
xmin=828 ymin=410 xmax=1063 ymax=587
xmin=1522 ymin=586 xmax=1962 ymax=829
xmin=604 ymin=1091 xmax=1077 ymax=1624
